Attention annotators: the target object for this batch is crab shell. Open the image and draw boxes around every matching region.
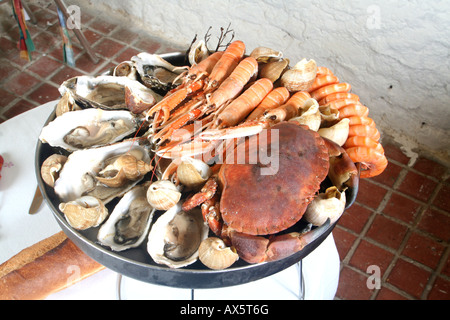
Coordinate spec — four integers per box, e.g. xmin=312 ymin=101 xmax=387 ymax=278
xmin=218 ymin=122 xmax=329 ymax=236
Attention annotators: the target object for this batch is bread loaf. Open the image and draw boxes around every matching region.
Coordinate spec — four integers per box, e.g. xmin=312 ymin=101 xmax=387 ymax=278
xmin=0 ymin=231 xmax=105 ymax=300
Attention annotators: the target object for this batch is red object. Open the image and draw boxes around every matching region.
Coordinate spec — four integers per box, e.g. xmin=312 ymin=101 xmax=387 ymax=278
xmin=0 ymin=155 xmax=3 ymax=180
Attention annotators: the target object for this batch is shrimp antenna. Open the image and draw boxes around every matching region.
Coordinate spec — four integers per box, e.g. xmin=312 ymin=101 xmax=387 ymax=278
xmin=215 ymin=23 xmax=235 ymax=52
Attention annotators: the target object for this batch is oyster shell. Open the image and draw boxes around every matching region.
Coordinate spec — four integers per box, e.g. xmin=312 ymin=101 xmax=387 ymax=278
xmin=147 ymin=202 xmax=209 ymax=268
xmin=54 ymin=139 xmax=151 ymax=204
xmin=131 ymin=52 xmax=187 ymax=91
xmin=39 ymin=108 xmax=138 ymax=152
xmin=59 ymin=75 xmax=161 ymax=111
xmin=98 ymin=184 xmax=155 ymax=251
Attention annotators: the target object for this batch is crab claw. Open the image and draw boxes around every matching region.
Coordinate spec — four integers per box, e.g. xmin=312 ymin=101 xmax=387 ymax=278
xmin=230 ymin=219 xmax=331 ymax=264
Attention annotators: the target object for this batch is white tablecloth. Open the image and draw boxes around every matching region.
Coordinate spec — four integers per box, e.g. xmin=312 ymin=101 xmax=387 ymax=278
xmin=0 ymin=100 xmax=340 ymax=300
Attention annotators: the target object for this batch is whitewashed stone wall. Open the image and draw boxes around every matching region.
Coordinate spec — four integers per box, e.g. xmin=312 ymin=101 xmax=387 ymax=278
xmin=76 ymin=0 xmax=450 ymax=165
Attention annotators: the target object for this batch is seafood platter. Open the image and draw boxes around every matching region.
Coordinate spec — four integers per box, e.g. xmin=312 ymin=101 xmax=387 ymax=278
xmin=35 ymin=32 xmax=387 ymax=288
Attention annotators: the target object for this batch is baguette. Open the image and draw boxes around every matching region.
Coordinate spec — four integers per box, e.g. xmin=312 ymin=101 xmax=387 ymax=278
xmin=0 ymin=231 xmax=105 ymax=300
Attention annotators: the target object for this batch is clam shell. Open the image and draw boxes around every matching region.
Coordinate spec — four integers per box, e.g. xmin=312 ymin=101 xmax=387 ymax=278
xmin=304 ymin=187 xmax=346 ymax=226
xmin=59 ymin=196 xmax=108 ymax=230
xmin=198 ymin=237 xmax=239 ymax=270
xmin=280 ymin=58 xmax=317 ymax=92
xmin=146 ymin=180 xmax=181 ymax=211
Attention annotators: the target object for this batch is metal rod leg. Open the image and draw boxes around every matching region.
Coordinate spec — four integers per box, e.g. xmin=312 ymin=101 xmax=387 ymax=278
xmin=53 ymin=0 xmax=99 ymax=64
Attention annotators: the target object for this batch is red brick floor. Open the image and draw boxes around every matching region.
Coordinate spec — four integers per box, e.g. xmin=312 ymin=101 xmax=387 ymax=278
xmin=1 ymin=0 xmax=449 ymax=300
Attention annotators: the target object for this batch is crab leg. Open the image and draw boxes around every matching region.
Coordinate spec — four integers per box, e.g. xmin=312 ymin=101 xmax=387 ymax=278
xmin=229 ymin=219 xmax=331 ymax=264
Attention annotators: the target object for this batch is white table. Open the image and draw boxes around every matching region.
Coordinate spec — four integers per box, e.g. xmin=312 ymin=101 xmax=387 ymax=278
xmin=0 ymin=100 xmax=340 ymax=300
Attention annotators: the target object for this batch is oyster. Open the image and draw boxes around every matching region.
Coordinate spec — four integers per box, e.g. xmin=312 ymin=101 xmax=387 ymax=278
xmin=39 ymin=108 xmax=138 ymax=152
xmin=131 ymin=52 xmax=187 ymax=91
xmin=98 ymin=184 xmax=155 ymax=251
xmin=54 ymin=139 xmax=151 ymax=204
xmin=147 ymin=202 xmax=209 ymax=268
xmin=59 ymin=75 xmax=161 ymax=111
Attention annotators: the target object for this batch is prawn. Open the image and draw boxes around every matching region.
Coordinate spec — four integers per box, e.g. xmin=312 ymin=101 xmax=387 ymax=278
xmin=307 ymin=74 xmax=339 ymax=93
xmin=204 ymin=40 xmax=246 ymax=92
xmin=348 ymin=124 xmax=381 ymax=141
xmin=310 ymin=82 xmax=351 ymax=101
xmin=213 ymin=77 xmax=273 ymax=128
xmin=246 ymin=86 xmax=290 ymax=120
xmin=186 ymin=51 xmax=224 ymax=83
xmin=345 ymin=146 xmax=388 ymax=178
xmin=318 ymin=92 xmax=360 ymax=105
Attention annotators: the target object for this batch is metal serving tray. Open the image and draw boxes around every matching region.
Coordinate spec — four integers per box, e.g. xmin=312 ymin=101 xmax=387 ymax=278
xmin=34 ymin=52 xmax=359 ymax=289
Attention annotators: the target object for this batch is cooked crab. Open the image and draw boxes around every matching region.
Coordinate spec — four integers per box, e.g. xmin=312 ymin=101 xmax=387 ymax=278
xmin=182 ymin=122 xmax=358 ymax=264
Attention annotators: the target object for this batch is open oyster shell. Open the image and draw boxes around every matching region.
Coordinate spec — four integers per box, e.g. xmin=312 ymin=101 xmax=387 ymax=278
xmin=53 ymin=139 xmax=151 ymax=204
xmin=98 ymin=184 xmax=155 ymax=251
xmin=39 ymin=108 xmax=138 ymax=152
xmin=59 ymin=75 xmax=161 ymax=111
xmin=147 ymin=202 xmax=209 ymax=268
xmin=131 ymin=53 xmax=187 ymax=91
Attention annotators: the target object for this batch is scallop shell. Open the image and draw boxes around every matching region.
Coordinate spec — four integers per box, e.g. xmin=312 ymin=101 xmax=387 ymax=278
xmin=304 ymin=187 xmax=346 ymax=226
xmin=280 ymin=58 xmax=317 ymax=92
xmin=146 ymin=180 xmax=181 ymax=211
xmin=176 ymin=157 xmax=212 ymax=189
xmin=59 ymin=196 xmax=108 ymax=230
xmin=198 ymin=237 xmax=239 ymax=270
xmin=41 ymin=154 xmax=68 ymax=187
xmin=318 ymin=118 xmax=350 ymax=146
xmin=147 ymin=202 xmax=209 ymax=268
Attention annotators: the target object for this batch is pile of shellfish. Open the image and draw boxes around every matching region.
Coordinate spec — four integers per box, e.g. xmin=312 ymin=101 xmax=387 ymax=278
xmin=38 ymin=37 xmax=386 ymax=271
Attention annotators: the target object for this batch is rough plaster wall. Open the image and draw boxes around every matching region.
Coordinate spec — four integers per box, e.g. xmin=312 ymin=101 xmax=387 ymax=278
xmin=77 ymin=0 xmax=450 ymax=165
